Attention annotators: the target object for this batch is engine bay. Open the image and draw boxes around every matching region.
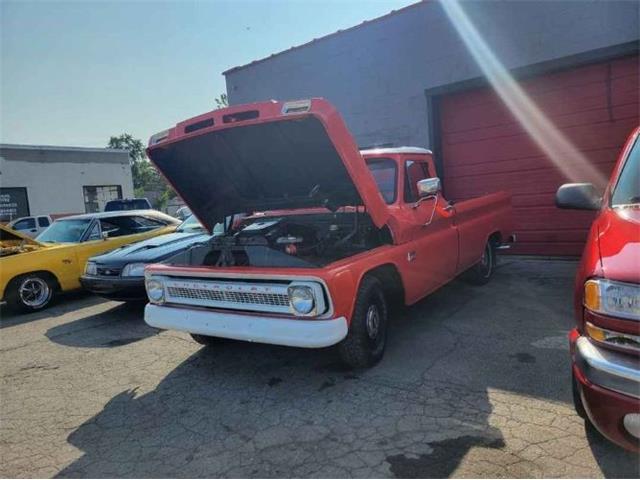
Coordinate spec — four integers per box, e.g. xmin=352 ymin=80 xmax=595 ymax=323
xmin=167 ymin=211 xmax=392 ymax=268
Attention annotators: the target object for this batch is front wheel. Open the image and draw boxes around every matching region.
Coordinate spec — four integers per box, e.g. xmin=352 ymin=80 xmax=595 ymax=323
xmin=465 ymin=240 xmax=496 ymax=285
xmin=7 ymin=273 xmax=56 ymax=313
xmin=338 ymin=276 xmax=388 ymax=369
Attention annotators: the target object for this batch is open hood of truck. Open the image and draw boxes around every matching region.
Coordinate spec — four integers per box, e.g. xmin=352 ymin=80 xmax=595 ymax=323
xmin=147 ymin=99 xmax=390 ymax=232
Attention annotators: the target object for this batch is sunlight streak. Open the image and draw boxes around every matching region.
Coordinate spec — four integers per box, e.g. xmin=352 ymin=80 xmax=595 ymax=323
xmin=440 ymin=0 xmax=608 ymax=188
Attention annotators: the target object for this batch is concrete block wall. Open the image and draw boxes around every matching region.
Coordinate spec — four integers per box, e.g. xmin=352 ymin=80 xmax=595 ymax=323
xmin=224 ymin=0 xmax=639 ymax=149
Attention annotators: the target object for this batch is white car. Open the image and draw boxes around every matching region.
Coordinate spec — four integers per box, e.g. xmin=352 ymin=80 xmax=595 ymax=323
xmin=7 ymin=215 xmax=53 ymax=238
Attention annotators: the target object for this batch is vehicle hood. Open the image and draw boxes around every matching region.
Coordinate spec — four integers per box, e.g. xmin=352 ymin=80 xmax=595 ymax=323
xmin=0 ymin=224 xmax=46 ymax=248
xmin=90 ymin=230 xmax=210 ymax=266
xmin=597 ymin=207 xmax=640 ymax=283
xmin=147 ymin=99 xmax=390 ymax=231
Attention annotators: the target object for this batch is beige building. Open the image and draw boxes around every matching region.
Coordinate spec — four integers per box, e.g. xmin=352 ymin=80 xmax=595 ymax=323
xmin=0 ymin=144 xmax=134 ymax=221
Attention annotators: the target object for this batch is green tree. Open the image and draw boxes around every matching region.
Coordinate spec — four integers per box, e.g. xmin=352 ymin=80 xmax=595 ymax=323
xmin=108 ymin=133 xmax=175 ymax=207
xmin=215 ymin=93 xmax=228 ymax=109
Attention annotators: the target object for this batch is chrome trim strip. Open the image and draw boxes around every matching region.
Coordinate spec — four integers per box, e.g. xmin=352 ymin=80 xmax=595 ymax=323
xmin=576 ymin=336 xmax=640 ymax=399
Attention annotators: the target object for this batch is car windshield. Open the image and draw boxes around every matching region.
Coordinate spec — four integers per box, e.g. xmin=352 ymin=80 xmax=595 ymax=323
xmin=37 ymin=219 xmax=92 ymax=243
xmin=611 ymin=136 xmax=640 ymax=207
xmin=176 ymin=215 xmax=205 ymax=232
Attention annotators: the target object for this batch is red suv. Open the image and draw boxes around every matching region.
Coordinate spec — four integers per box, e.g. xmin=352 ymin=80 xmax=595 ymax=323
xmin=556 ymin=126 xmax=639 ymax=451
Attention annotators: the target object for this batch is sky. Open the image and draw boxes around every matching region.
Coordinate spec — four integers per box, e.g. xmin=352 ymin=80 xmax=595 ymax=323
xmin=1 ymin=0 xmax=416 ymax=148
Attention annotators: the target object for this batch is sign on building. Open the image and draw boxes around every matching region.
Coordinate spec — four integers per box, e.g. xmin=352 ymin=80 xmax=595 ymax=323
xmin=0 ymin=187 xmax=30 ymax=222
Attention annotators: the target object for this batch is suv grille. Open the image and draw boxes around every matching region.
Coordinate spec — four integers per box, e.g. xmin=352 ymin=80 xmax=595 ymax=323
xmin=96 ymin=267 xmax=121 ymax=277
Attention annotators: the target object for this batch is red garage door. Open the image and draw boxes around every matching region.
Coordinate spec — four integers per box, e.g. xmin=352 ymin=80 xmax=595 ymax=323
xmin=440 ymin=55 xmax=638 ymax=255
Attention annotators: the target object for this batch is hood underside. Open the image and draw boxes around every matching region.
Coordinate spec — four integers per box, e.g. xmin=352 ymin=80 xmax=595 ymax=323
xmin=147 ymin=100 xmax=389 ymax=232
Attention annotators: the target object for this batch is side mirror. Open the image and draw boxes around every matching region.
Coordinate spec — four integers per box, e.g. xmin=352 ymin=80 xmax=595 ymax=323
xmin=555 ymin=183 xmax=602 ymax=210
xmin=101 ymin=232 xmax=109 ymax=240
xmin=417 ymin=177 xmax=441 ymax=197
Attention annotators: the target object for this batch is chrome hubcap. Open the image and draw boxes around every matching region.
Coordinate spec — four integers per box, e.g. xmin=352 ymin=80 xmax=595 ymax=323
xmin=19 ymin=278 xmax=50 ymax=307
xmin=366 ymin=304 xmax=380 ymax=339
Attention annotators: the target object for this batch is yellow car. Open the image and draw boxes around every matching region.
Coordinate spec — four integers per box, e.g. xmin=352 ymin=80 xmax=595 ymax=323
xmin=1 ymin=210 xmax=180 ymax=312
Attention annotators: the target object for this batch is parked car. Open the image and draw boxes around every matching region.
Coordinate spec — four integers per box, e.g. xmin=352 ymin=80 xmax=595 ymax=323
xmin=104 ymin=198 xmax=152 ymax=211
xmin=7 ymin=215 xmax=52 ymax=238
xmin=556 ymin=126 xmax=640 ymax=452
xmin=142 ymin=98 xmax=514 ymax=367
xmin=0 ymin=210 xmax=180 ymax=312
xmin=81 ymin=215 xmax=221 ymax=301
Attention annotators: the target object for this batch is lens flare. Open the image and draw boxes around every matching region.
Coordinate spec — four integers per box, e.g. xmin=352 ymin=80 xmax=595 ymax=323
xmin=439 ymin=0 xmax=607 ymax=188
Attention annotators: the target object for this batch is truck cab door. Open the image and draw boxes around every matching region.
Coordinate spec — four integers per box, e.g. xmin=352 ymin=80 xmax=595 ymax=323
xmin=403 ymin=160 xmax=458 ymax=296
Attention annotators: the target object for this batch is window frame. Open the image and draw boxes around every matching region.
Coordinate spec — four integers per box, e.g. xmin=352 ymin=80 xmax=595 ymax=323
xmin=403 ymin=159 xmax=433 ymax=203
xmin=365 ymin=157 xmax=398 ymax=205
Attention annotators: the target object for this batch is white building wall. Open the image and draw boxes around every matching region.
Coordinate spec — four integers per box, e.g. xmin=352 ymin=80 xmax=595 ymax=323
xmin=0 ymin=146 xmax=134 ymax=218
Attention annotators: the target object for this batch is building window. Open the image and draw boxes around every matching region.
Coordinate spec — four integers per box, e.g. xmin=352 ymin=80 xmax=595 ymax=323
xmin=83 ymin=185 xmax=122 ymax=213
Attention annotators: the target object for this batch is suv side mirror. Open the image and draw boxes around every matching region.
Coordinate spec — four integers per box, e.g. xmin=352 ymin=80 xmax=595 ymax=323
xmin=417 ymin=177 xmax=441 ymax=197
xmin=555 ymin=183 xmax=602 ymax=210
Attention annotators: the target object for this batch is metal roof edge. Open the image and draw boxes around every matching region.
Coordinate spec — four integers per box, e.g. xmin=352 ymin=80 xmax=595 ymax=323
xmin=222 ymin=1 xmax=426 ymax=75
xmin=0 ymin=143 xmax=129 ymax=155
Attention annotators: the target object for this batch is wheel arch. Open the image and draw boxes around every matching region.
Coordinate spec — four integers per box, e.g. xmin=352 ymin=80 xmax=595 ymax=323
xmin=7 ymin=270 xmax=62 ymax=294
xmin=356 ymin=263 xmax=406 ymax=309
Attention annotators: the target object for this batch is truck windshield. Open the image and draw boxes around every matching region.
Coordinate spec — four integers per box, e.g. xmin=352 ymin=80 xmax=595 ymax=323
xmin=37 ymin=219 xmax=92 ymax=243
xmin=611 ymin=137 xmax=639 ymax=207
xmin=366 ymin=158 xmax=397 ymax=204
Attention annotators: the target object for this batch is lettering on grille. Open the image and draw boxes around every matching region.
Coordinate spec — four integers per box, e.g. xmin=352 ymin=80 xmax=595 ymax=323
xmin=167 ymin=286 xmax=289 ymax=306
xmin=163 ymin=279 xmax=292 ymax=314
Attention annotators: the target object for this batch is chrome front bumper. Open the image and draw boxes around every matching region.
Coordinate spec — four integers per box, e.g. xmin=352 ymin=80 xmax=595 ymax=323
xmin=145 ymin=304 xmax=348 ymax=348
xmin=575 ymin=336 xmax=640 ymax=399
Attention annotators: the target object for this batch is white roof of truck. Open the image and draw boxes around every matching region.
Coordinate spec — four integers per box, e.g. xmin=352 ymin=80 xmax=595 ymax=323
xmin=359 ymin=146 xmax=433 ymax=155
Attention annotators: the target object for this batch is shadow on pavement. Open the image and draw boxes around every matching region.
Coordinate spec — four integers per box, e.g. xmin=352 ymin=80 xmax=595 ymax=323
xmin=585 ymin=422 xmax=640 ymax=478
xmin=57 ymin=257 xmax=637 ymax=477
xmin=0 ymin=291 xmax=106 ymax=330
xmin=45 ymin=301 xmax=157 ymax=348
xmin=58 ymin=341 xmax=503 ymax=478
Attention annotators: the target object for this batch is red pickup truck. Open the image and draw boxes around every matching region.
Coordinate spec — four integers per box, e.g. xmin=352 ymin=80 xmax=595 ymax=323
xmin=556 ymin=126 xmax=640 ymax=451
xmin=144 ymin=99 xmax=513 ymax=367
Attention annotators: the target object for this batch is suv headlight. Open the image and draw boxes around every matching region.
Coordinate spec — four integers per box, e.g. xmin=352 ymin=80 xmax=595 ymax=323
xmin=85 ymin=262 xmax=97 ymax=276
xmin=122 ymin=263 xmax=146 ymax=277
xmin=288 ymin=285 xmax=316 ymax=316
xmin=145 ymin=278 xmax=165 ymax=304
xmin=584 ymin=279 xmax=640 ymax=321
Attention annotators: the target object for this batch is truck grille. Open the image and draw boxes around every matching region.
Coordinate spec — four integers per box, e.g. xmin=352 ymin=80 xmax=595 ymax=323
xmin=163 ymin=278 xmax=292 ymax=314
xmin=167 ymin=286 xmax=289 ymax=307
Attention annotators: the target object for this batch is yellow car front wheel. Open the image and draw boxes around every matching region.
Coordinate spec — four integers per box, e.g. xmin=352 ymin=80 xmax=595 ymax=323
xmin=7 ymin=273 xmax=56 ymax=313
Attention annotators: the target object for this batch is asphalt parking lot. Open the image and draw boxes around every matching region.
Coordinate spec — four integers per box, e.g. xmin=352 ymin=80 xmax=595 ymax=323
xmin=1 ymin=257 xmax=638 ymax=478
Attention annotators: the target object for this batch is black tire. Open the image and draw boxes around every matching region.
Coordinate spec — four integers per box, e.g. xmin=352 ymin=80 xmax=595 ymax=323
xmin=190 ymin=333 xmax=220 ymax=346
xmin=572 ymin=372 xmax=587 ymax=419
xmin=338 ymin=276 xmax=388 ymax=369
xmin=465 ymin=240 xmax=496 ymax=285
xmin=6 ymin=273 xmax=56 ymax=313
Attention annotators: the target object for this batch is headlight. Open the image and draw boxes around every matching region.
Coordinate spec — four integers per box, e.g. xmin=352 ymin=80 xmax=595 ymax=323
xmin=122 ymin=263 xmax=146 ymax=277
xmin=145 ymin=278 xmax=165 ymax=304
xmin=584 ymin=279 xmax=640 ymax=321
xmin=85 ymin=262 xmax=97 ymax=276
xmin=288 ymin=285 xmax=315 ymax=315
